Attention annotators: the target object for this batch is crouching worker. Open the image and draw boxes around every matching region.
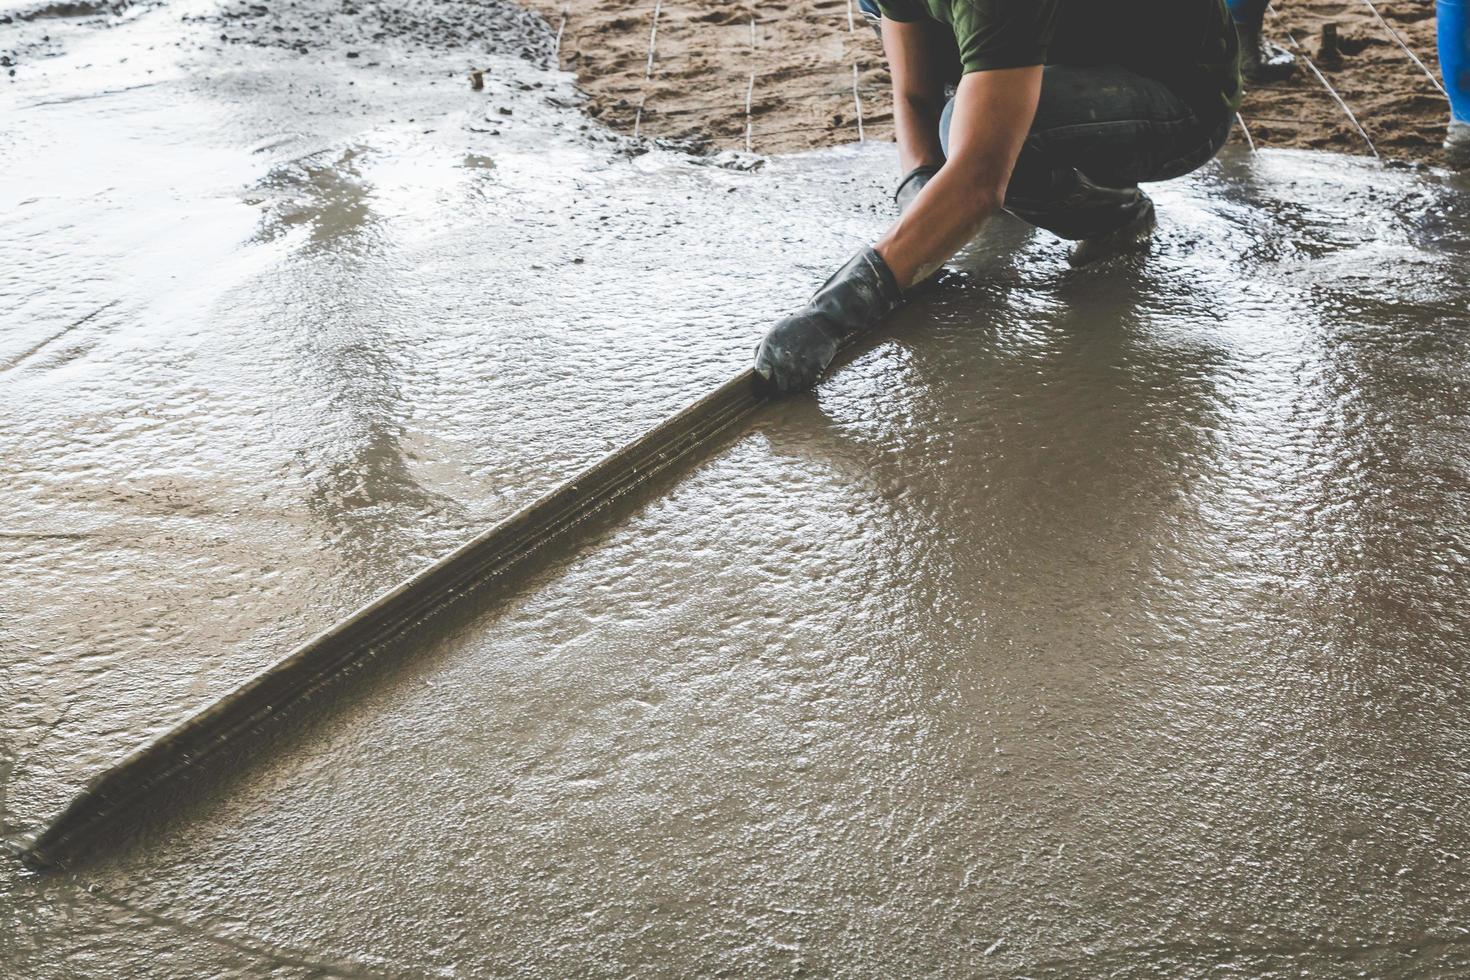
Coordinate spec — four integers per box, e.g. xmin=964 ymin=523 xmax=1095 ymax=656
xmin=754 ymin=0 xmax=1242 ymax=393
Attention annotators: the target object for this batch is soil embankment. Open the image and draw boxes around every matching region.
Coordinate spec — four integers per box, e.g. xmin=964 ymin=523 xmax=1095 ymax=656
xmin=528 ymin=0 xmax=1455 ymax=163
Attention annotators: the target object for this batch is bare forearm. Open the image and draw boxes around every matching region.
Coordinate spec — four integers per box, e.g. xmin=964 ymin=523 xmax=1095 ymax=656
xmin=752 ymin=58 xmax=1041 ymax=394
xmin=881 ymin=17 xmax=948 ymax=173
xmin=893 ymin=94 xmax=946 ymax=172
xmin=874 ymin=67 xmax=1040 ymax=289
xmin=875 ymin=164 xmax=1000 ymax=287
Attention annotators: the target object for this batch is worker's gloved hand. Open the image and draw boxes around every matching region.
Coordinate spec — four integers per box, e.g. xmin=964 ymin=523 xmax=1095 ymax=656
xmin=754 ymin=246 xmax=902 ymax=393
xmin=894 ymin=164 xmax=941 ymax=213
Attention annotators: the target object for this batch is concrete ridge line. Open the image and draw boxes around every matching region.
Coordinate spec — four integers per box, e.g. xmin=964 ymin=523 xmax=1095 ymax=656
xmin=11 ymin=368 xmax=769 ymax=869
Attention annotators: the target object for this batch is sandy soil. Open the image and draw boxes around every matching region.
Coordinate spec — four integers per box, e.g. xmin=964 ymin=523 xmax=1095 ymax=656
xmin=528 ymin=0 xmax=1457 ymax=163
xmin=1252 ymin=0 xmax=1451 ymax=161
xmin=530 ymin=0 xmax=891 ymax=154
xmin=2 ymin=0 xmax=1452 ymax=162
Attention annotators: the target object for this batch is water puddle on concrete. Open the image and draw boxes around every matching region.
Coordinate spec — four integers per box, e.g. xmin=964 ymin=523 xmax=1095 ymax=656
xmin=5 ymin=0 xmax=1470 ymax=975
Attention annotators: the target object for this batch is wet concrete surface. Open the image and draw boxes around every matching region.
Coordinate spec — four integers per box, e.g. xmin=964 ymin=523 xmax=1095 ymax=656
xmin=5 ymin=0 xmax=1470 ymax=976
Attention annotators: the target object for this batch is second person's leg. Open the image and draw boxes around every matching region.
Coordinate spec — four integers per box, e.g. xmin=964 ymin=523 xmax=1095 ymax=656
xmin=1227 ymin=0 xmax=1296 ymax=83
xmin=1440 ymin=0 xmax=1470 ymax=162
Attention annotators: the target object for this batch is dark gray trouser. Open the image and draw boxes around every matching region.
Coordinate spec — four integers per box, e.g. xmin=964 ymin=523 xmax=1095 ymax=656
xmin=939 ymin=64 xmax=1233 ymax=240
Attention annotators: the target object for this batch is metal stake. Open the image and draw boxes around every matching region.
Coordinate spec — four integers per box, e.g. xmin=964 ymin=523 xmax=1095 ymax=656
xmin=745 ymin=72 xmax=756 ymax=152
xmin=634 ymin=0 xmax=663 ymax=139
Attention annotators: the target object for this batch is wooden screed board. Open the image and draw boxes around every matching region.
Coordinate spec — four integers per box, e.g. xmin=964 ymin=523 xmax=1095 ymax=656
xmin=8 ymin=369 xmax=769 ymax=869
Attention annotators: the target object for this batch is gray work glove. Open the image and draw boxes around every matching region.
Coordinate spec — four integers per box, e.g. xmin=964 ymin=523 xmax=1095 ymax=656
xmin=894 ymin=164 xmax=941 ymax=213
xmin=753 ymin=247 xmax=903 ymax=393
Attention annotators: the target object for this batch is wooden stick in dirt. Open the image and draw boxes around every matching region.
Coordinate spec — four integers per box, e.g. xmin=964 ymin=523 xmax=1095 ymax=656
xmin=1266 ymin=4 xmax=1380 ymax=159
xmin=634 ymin=0 xmax=663 ymax=138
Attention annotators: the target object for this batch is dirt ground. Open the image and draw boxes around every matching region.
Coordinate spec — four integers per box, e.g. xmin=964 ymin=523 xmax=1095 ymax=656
xmin=529 ymin=0 xmax=1456 ymax=164
xmin=1 ymin=0 xmax=1451 ymax=162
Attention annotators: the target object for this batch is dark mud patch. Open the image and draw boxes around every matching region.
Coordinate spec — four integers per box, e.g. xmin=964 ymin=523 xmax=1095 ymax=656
xmin=6 ymin=0 xmax=133 ymax=20
xmin=189 ymin=0 xmax=557 ymax=67
xmin=0 ymin=0 xmax=155 ymax=74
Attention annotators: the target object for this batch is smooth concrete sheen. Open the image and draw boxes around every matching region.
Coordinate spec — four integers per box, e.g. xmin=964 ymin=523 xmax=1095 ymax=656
xmin=5 ymin=0 xmax=1470 ymax=976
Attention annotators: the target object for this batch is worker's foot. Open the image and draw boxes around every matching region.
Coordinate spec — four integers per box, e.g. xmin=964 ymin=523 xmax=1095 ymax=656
xmin=1238 ymin=25 xmax=1296 ymax=83
xmin=1068 ymin=195 xmax=1156 ymax=268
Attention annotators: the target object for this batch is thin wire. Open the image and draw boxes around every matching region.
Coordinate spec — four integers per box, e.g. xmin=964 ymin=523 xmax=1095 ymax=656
xmin=1266 ymin=4 xmax=1379 ymax=158
xmin=1236 ymin=111 xmax=1257 ymax=152
xmin=1298 ymin=56 xmax=1380 ymax=158
xmin=554 ymin=9 xmax=567 ymax=59
xmin=844 ymin=0 xmax=863 ymax=142
xmin=1356 ymin=0 xmax=1449 ymax=98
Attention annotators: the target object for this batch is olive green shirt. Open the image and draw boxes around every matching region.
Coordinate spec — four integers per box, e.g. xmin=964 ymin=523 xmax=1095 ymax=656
xmin=873 ymin=0 xmax=1243 ymax=116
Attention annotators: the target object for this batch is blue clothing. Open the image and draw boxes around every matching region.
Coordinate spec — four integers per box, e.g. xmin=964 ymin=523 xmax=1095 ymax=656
xmin=1225 ymin=0 xmax=1268 ymax=27
xmin=1440 ymin=0 xmax=1470 ymax=124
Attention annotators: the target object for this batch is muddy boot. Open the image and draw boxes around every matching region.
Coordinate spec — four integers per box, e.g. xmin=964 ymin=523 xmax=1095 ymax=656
xmin=1068 ymin=195 xmax=1156 ymax=268
xmin=1447 ymin=120 xmax=1470 ymax=169
xmin=1238 ymin=24 xmax=1296 ymax=83
xmin=1007 ymin=169 xmax=1156 ymax=265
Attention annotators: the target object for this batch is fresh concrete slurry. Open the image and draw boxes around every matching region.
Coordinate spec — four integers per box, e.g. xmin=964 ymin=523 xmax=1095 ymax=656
xmin=5 ymin=0 xmax=1470 ymax=975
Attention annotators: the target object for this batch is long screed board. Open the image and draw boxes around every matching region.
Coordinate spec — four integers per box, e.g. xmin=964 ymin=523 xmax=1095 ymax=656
xmin=8 ymin=368 xmax=769 ymax=869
